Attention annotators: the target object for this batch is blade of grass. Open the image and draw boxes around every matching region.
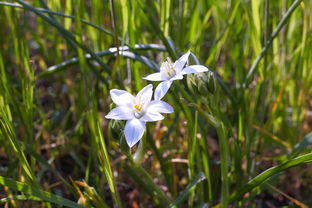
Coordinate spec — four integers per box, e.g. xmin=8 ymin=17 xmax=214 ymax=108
xmin=0 ymin=176 xmax=85 ymax=208
xmin=87 ymin=106 xmax=123 ymax=208
xmin=224 ymin=152 xmax=312 ymax=205
xmin=0 ymin=52 xmax=36 ymax=184
xmin=0 ymin=195 xmax=42 ymax=204
xmin=169 ymin=172 xmax=206 ymax=208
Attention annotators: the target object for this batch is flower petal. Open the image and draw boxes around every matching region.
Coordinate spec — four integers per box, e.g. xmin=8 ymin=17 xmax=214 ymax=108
xmin=154 ymin=80 xmax=173 ymax=100
xmin=110 ymin=89 xmax=134 ymax=106
xmin=181 ymin=65 xmax=209 ymax=75
xmin=143 ymin=72 xmax=164 ymax=81
xmin=140 ymin=111 xmax=164 ymax=122
xmin=174 ymin=51 xmax=191 ymax=72
xmin=169 ymin=74 xmax=184 ymax=81
xmin=105 ymin=106 xmax=134 ymax=120
xmin=136 ymin=84 xmax=153 ymax=104
xmin=124 ymin=119 xmax=146 ymax=147
xmin=147 ymin=100 xmax=174 ymax=113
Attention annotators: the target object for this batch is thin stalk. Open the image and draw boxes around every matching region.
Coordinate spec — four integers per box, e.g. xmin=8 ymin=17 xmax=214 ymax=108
xmin=217 ymin=121 xmax=230 ymax=208
xmin=188 ymin=110 xmax=198 ymax=206
xmin=109 ymin=0 xmax=119 ymax=55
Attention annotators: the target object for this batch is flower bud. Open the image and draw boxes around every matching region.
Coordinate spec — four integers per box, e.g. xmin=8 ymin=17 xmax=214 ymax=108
xmin=187 ymin=71 xmax=216 ymax=96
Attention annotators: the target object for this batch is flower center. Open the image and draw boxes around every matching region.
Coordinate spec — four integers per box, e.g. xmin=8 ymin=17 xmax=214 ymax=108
xmin=165 ymin=58 xmax=176 ymax=77
xmin=134 ymin=103 xmax=142 ymax=111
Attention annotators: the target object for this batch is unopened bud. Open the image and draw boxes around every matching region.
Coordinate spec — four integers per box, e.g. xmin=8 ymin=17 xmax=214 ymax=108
xmin=187 ymin=71 xmax=216 ymax=96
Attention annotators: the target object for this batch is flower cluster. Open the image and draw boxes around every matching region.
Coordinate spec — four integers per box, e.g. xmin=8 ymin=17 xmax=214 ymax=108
xmin=105 ymin=51 xmax=209 ymax=147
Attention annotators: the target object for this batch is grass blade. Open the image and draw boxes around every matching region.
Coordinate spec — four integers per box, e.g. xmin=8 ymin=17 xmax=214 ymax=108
xmin=0 ymin=176 xmax=85 ymax=208
xmin=226 ymin=152 xmax=312 ymax=205
xmin=169 ymin=172 xmax=206 ymax=207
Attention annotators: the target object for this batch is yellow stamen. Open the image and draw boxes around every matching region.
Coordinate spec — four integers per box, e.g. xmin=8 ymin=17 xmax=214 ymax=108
xmin=134 ymin=104 xmax=142 ymax=111
xmin=164 ymin=58 xmax=176 ymax=76
xmin=170 ymin=66 xmax=176 ymax=73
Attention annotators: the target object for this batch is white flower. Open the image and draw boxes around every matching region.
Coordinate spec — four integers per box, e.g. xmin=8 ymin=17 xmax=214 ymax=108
xmin=143 ymin=51 xmax=209 ymax=100
xmin=105 ymin=84 xmax=173 ymax=147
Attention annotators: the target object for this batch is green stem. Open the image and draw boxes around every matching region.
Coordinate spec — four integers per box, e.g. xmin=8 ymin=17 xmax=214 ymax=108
xmin=216 ymin=121 xmax=230 ymax=208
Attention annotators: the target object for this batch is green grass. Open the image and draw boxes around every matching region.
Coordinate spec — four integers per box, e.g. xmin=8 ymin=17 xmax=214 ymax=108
xmin=0 ymin=0 xmax=311 ymax=207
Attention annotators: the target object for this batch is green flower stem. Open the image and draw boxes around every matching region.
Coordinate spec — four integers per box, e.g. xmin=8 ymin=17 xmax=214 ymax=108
xmin=216 ymin=121 xmax=230 ymax=208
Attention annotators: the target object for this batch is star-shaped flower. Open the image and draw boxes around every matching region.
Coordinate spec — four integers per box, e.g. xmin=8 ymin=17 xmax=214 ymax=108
xmin=105 ymin=84 xmax=173 ymax=147
xmin=143 ymin=51 xmax=209 ymax=100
